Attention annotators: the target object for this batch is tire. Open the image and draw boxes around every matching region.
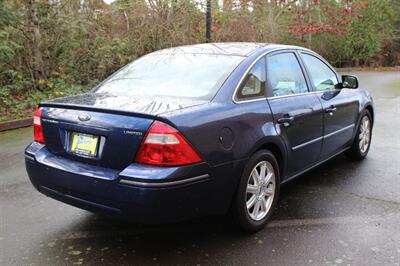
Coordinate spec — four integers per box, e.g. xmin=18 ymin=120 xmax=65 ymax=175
xmin=233 ymin=150 xmax=280 ymax=233
xmin=345 ymin=110 xmax=373 ymax=160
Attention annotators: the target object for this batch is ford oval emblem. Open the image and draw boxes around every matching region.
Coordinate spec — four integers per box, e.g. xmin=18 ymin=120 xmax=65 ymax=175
xmin=78 ymin=113 xmax=91 ymax=122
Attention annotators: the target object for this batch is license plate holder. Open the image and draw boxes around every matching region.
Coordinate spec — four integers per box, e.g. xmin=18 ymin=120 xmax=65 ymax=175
xmin=70 ymin=132 xmax=99 ymax=158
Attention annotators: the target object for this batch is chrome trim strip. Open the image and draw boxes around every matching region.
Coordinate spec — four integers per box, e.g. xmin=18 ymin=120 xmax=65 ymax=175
xmin=41 ymin=118 xmax=59 ymax=124
xmin=267 ymin=91 xmax=320 ymax=100
xmin=119 ymin=174 xmax=210 ymax=188
xmin=324 ymin=124 xmax=355 ymax=138
xmin=282 ymin=147 xmax=351 ymax=185
xmin=292 ymin=136 xmax=323 ymax=151
xmin=24 ymin=154 xmax=35 ymax=161
xmin=267 ymin=89 xmax=343 ymax=100
xmin=234 ymin=97 xmax=267 ymax=103
xmin=291 ymin=124 xmax=355 ymax=151
xmin=232 ymin=47 xmax=329 ymax=104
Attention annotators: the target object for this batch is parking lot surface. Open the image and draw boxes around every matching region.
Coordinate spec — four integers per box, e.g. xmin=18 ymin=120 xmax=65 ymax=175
xmin=0 ymin=71 xmax=399 ymax=265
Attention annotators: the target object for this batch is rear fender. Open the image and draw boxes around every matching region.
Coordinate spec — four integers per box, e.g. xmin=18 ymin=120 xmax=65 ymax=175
xmin=247 ymin=135 xmax=288 ymax=181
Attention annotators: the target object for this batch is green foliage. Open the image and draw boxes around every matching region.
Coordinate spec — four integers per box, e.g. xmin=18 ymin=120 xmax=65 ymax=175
xmin=0 ymin=32 xmax=16 ymax=62
xmin=342 ymin=0 xmax=397 ymax=66
xmin=0 ymin=73 xmax=91 ymax=122
xmin=0 ymin=0 xmax=399 ymax=121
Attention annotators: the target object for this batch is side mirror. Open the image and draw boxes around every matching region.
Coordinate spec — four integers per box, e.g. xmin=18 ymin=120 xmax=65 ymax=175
xmin=341 ymin=75 xmax=358 ymax=89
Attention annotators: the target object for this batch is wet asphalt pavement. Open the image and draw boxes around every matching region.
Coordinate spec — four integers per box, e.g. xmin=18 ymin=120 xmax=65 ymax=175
xmin=1 ymin=71 xmax=399 ymax=266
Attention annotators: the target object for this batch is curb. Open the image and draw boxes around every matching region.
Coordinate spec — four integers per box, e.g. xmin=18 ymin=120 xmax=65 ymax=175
xmin=336 ymin=66 xmax=400 ymax=72
xmin=0 ymin=118 xmax=32 ymax=132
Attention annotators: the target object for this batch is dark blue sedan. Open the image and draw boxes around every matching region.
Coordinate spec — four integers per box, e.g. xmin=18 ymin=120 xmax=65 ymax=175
xmin=25 ymin=43 xmax=374 ymax=232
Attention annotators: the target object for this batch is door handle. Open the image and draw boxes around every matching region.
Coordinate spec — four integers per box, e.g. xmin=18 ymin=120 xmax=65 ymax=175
xmin=277 ymin=116 xmax=294 ymax=127
xmin=325 ymin=106 xmax=337 ymax=113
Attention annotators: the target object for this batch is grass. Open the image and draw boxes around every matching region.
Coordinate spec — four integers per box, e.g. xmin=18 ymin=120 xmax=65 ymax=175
xmin=388 ymin=80 xmax=400 ymax=96
xmin=0 ymin=109 xmax=34 ymax=122
xmin=389 ymin=81 xmax=400 ymax=89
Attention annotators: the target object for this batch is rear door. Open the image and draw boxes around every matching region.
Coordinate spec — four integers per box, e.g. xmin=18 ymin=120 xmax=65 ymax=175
xmin=266 ymin=51 xmax=324 ymax=175
xmin=299 ymin=52 xmax=359 ymax=158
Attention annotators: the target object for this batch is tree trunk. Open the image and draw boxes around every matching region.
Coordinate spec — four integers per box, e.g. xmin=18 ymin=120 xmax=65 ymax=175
xmin=123 ymin=10 xmax=130 ymax=33
xmin=267 ymin=2 xmax=275 ymax=42
xmin=307 ymin=0 xmax=312 ymax=48
xmin=27 ymin=0 xmax=45 ymax=83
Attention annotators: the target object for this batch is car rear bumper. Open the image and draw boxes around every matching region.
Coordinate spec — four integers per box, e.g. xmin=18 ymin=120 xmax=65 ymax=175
xmin=25 ymin=142 xmax=243 ymax=223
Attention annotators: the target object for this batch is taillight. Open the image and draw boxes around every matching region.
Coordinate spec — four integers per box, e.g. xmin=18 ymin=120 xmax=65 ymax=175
xmin=33 ymin=107 xmax=45 ymax=144
xmin=135 ymin=121 xmax=202 ymax=166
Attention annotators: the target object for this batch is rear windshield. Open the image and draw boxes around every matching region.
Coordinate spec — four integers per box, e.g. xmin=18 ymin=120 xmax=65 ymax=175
xmin=94 ymin=53 xmax=244 ymax=100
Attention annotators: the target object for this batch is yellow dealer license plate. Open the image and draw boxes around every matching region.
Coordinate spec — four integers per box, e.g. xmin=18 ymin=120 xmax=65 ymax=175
xmin=70 ymin=132 xmax=99 ymax=157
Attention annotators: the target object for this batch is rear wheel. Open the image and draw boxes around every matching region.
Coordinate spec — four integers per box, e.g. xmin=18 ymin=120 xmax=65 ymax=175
xmin=346 ymin=110 xmax=372 ymax=160
xmin=233 ymin=150 xmax=280 ymax=232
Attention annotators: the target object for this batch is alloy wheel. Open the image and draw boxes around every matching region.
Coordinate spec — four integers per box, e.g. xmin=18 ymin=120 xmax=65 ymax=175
xmin=359 ymin=116 xmax=371 ymax=153
xmin=246 ymin=161 xmax=276 ymax=221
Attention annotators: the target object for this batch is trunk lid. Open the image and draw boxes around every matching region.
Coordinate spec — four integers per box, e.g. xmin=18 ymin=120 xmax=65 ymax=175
xmin=39 ymin=93 xmax=208 ymax=170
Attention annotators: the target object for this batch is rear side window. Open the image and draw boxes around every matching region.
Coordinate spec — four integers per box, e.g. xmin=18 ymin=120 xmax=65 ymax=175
xmin=236 ymin=57 xmax=266 ymax=101
xmin=266 ymin=53 xmax=308 ymax=97
xmin=301 ymin=53 xmax=338 ymax=91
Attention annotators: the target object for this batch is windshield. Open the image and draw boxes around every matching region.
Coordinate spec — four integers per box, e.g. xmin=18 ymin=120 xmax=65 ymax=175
xmin=94 ymin=53 xmax=244 ymax=100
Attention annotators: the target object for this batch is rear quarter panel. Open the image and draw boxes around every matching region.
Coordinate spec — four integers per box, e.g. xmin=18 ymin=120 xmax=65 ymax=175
xmin=161 ymin=100 xmax=287 ymax=180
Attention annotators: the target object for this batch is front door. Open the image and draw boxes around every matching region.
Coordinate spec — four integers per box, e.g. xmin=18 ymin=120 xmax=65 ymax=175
xmin=266 ymin=51 xmax=324 ymax=175
xmin=300 ymin=52 xmax=359 ymax=158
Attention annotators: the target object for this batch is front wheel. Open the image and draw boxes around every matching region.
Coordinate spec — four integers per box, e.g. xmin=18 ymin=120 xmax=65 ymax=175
xmin=233 ymin=150 xmax=280 ymax=232
xmin=346 ymin=110 xmax=372 ymax=160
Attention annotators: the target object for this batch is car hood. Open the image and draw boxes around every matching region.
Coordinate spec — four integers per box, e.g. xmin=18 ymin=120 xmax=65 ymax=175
xmin=43 ymin=93 xmax=209 ymax=116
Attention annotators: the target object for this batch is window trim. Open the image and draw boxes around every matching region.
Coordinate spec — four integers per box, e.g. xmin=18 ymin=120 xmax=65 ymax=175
xmin=235 ymin=57 xmax=266 ymax=101
xmin=232 ymin=48 xmax=285 ymax=104
xmin=267 ymin=90 xmax=321 ymax=100
xmin=299 ymin=51 xmax=340 ymax=92
xmin=232 ymin=48 xmax=340 ymax=103
xmin=265 ymin=51 xmax=311 ymax=98
xmin=233 ymin=57 xmax=267 ymax=103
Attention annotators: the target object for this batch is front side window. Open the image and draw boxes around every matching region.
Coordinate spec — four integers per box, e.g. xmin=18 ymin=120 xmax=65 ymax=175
xmin=267 ymin=53 xmax=308 ymax=97
xmin=301 ymin=53 xmax=338 ymax=91
xmin=95 ymin=53 xmax=244 ymax=100
xmin=236 ymin=57 xmax=266 ymax=101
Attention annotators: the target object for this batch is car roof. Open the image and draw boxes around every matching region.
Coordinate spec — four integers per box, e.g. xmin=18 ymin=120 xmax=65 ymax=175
xmin=152 ymin=42 xmax=307 ymax=57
